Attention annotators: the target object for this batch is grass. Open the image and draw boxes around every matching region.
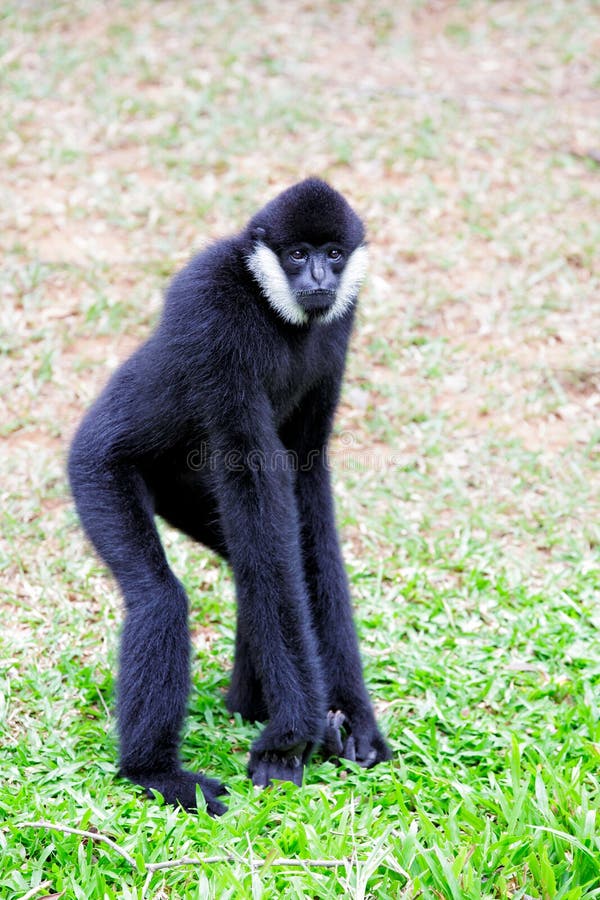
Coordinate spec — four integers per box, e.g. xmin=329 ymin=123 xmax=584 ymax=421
xmin=1 ymin=0 xmax=599 ymax=897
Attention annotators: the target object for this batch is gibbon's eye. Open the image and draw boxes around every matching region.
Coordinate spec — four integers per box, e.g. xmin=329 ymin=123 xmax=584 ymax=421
xmin=289 ymin=248 xmax=307 ymax=262
xmin=328 ymin=248 xmax=343 ymax=261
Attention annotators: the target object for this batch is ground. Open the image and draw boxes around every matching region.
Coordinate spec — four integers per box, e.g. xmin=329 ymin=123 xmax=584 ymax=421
xmin=1 ymin=1 xmax=599 ymax=898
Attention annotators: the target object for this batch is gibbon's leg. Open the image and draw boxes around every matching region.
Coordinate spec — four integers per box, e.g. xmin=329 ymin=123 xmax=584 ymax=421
xmin=154 ymin=477 xmax=230 ymax=559
xmin=68 ymin=446 xmax=227 ymax=814
xmin=226 ymin=629 xmax=268 ymax=722
xmin=154 ymin=477 xmax=268 ymax=722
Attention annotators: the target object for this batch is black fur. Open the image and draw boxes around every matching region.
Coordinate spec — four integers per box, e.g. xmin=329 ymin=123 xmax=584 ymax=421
xmin=248 ymin=178 xmax=365 ymax=250
xmin=68 ymin=178 xmax=391 ymax=814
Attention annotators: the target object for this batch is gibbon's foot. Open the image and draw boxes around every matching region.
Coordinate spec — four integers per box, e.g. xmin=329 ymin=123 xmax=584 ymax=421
xmin=128 ymin=768 xmax=228 ymax=816
xmin=322 ymin=710 xmax=392 ymax=768
xmin=248 ymin=742 xmax=310 ymax=788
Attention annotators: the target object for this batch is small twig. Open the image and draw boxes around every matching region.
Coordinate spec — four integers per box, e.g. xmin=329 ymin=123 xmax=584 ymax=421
xmin=17 ymin=821 xmax=136 ymax=868
xmin=146 ymin=856 xmax=346 ymax=872
xmin=146 ymin=855 xmax=346 ymax=872
xmin=19 ymin=881 xmax=52 ymax=900
xmin=569 ymin=147 xmax=600 ymax=165
xmin=17 ymin=820 xmax=347 ymax=873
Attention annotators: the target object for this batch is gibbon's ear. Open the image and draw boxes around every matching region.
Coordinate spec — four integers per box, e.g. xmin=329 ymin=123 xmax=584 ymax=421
xmin=251 ymin=226 xmax=267 ymax=242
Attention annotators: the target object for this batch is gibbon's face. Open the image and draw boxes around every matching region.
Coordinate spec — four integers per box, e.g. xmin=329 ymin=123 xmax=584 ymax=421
xmin=280 ymin=243 xmax=346 ymax=313
xmin=246 ymin=239 xmax=368 ymax=326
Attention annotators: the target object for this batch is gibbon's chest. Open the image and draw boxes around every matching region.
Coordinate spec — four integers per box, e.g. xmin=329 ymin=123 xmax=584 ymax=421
xmin=263 ymin=325 xmax=344 ymax=425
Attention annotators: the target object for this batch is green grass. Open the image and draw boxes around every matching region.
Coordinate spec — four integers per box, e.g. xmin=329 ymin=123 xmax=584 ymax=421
xmin=1 ymin=0 xmax=599 ymax=897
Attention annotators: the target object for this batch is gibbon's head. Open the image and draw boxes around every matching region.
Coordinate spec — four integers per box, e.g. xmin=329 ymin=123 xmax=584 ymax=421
xmin=245 ymin=178 xmax=368 ymax=326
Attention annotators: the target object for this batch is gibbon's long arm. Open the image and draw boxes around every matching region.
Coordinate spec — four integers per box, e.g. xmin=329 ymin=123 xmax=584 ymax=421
xmin=206 ymin=393 xmax=327 ymax=785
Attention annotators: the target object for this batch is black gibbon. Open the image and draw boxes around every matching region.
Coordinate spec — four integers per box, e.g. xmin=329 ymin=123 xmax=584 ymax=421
xmin=69 ymin=179 xmax=391 ymax=814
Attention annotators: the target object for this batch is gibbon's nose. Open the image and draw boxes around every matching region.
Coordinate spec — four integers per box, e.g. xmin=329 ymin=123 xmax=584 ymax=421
xmin=311 ymin=259 xmax=326 ymax=285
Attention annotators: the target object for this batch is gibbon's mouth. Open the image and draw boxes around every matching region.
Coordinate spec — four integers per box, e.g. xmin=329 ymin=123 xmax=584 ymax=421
xmin=297 ymin=289 xmax=336 ymax=297
xmin=296 ymin=289 xmax=336 ymax=311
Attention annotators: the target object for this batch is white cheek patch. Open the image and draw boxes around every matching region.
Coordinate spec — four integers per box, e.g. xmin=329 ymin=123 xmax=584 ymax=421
xmin=317 ymin=244 xmax=369 ymax=325
xmin=246 ymin=242 xmax=308 ymax=325
xmin=246 ymin=242 xmax=368 ymax=327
